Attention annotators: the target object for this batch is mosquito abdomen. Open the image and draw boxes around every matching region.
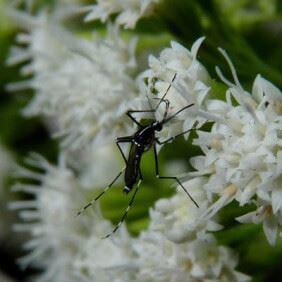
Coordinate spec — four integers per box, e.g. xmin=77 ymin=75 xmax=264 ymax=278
xmin=124 ymin=144 xmax=142 ymax=193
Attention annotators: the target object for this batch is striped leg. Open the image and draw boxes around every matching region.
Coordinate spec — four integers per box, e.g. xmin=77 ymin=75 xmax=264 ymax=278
xmin=155 ymin=127 xmax=196 ymax=145
xmin=76 ymin=167 xmax=125 ymax=216
xmin=153 ymin=145 xmax=199 ymax=208
xmin=102 ymin=178 xmax=142 ymax=239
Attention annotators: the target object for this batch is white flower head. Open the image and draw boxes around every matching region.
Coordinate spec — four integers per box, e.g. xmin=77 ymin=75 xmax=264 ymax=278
xmin=149 ymin=177 xmax=222 ymax=243
xmin=9 ymin=153 xmax=88 ymax=280
xmin=133 ymin=230 xmax=250 ymax=282
xmin=7 ymin=8 xmax=140 ymax=149
xmin=83 ymin=0 xmax=160 ymax=29
xmin=10 ymin=152 xmax=139 ymax=281
xmin=194 ymin=49 xmax=282 ymax=245
xmin=139 ymin=37 xmax=211 ymax=142
xmin=73 ymin=223 xmax=137 ymax=282
xmin=6 ymin=10 xmax=69 ymax=81
xmin=73 ymin=144 xmax=123 ymax=190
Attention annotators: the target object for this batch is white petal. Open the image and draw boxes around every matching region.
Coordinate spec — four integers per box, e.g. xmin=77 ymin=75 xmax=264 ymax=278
xmin=236 ymin=211 xmax=257 ymax=224
xmin=263 ymin=216 xmax=278 ymax=246
xmin=191 ymin=36 xmax=205 ymax=59
xmin=190 ymin=156 xmax=206 ymax=171
xmin=253 ymin=74 xmax=282 ymax=104
xmin=234 ymin=271 xmax=252 ymax=282
xmin=272 ymin=188 xmax=282 ymax=214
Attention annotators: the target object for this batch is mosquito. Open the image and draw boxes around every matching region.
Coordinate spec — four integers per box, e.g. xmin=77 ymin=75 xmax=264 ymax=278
xmin=77 ymin=74 xmax=199 ymax=238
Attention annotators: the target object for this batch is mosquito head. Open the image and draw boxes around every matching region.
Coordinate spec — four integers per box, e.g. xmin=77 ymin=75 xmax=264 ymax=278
xmin=153 ymin=121 xmax=163 ymax=131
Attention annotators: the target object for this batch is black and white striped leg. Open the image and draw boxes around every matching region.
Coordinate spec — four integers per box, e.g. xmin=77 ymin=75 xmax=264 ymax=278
xmin=116 ymin=137 xmax=133 ymax=164
xmin=76 ymin=167 xmax=125 ymax=216
xmin=152 ymin=97 xmax=170 ymax=120
xmin=102 ymin=178 xmax=142 ymax=239
xmin=155 ymin=73 xmax=177 ymax=110
xmin=156 ymin=127 xmax=196 ymax=145
xmin=153 ymin=145 xmax=199 ymax=208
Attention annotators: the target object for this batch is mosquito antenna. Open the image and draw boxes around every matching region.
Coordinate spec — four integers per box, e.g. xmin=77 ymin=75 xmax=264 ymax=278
xmin=145 ymin=84 xmax=154 ymax=111
xmin=164 ymin=103 xmax=194 ymax=124
xmin=151 ymin=97 xmax=170 ymax=121
xmin=155 ymin=73 xmax=177 ymax=111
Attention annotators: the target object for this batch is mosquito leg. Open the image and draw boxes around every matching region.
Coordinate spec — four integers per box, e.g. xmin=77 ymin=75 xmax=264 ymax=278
xmin=163 ymin=99 xmax=170 ymax=120
xmin=126 ymin=110 xmax=155 ymax=127
xmin=153 ymin=145 xmax=199 ymax=208
xmin=152 ymin=98 xmax=170 ymax=120
xmin=116 ymin=137 xmax=132 ymax=164
xmin=76 ymin=167 xmax=125 ymax=216
xmin=152 ymin=97 xmax=170 ymax=106
xmin=155 ymin=73 xmax=177 ymax=110
xmin=102 ymin=178 xmax=142 ymax=239
xmin=155 ymin=126 xmax=197 ymax=145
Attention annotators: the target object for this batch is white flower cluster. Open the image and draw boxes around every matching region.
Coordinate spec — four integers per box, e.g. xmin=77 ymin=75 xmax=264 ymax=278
xmin=6 ymin=4 xmax=252 ymax=280
xmin=193 ymin=62 xmax=282 ymax=245
xmin=134 ymin=177 xmax=250 ymax=282
xmin=139 ymin=37 xmax=211 ymax=142
xmin=142 ymin=37 xmax=282 ymax=245
xmin=10 ymin=154 xmax=135 ymax=281
xmin=10 ymin=154 xmax=84 ymax=276
xmin=134 ymin=230 xmax=249 ymax=282
xmin=149 ymin=177 xmax=221 ymax=243
xmin=83 ymin=0 xmax=160 ymax=29
xmin=11 ymin=155 xmax=249 ymax=281
xmin=7 ymin=8 xmax=139 ymax=149
xmin=8 ymin=0 xmax=282 ymax=280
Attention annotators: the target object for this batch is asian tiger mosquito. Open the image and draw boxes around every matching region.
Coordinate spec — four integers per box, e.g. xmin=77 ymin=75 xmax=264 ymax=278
xmin=77 ymin=73 xmax=199 ymax=238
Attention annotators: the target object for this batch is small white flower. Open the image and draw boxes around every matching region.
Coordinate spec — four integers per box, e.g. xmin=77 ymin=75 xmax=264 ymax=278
xmin=149 ymin=177 xmax=222 ymax=243
xmin=193 ymin=50 xmax=282 ymax=244
xmin=133 ymin=230 xmax=250 ymax=281
xmin=73 ymin=224 xmax=137 ymax=282
xmin=139 ymin=37 xmax=211 ymax=142
xmin=83 ymin=0 xmax=160 ymax=29
xmin=236 ymin=202 xmax=280 ymax=246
